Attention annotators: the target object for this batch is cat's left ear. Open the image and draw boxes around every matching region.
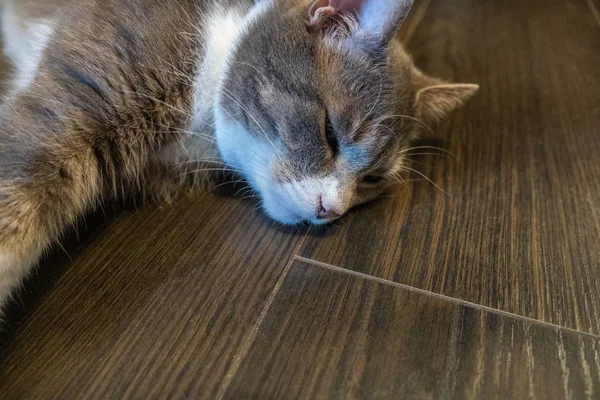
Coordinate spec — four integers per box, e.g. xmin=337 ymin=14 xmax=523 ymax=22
xmin=413 ymin=68 xmax=479 ymax=124
xmin=308 ymin=0 xmax=414 ymax=45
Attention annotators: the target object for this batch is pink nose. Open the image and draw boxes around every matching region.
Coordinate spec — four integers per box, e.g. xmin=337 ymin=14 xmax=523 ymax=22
xmin=317 ymin=197 xmax=341 ymax=220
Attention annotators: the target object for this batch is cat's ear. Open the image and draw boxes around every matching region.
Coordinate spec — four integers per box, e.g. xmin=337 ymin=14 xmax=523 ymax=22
xmin=308 ymin=0 xmax=414 ymax=44
xmin=413 ymin=68 xmax=479 ymax=124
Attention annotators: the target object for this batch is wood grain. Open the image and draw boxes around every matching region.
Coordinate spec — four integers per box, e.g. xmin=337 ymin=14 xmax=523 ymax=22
xmin=225 ymin=260 xmax=600 ymax=399
xmin=299 ymin=0 xmax=600 ymax=335
xmin=0 ymin=189 xmax=306 ymax=399
xmin=1 ymin=0 xmax=599 ymax=398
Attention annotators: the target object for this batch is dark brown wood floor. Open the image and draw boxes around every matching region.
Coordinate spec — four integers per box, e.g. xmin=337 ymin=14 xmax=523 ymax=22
xmin=2 ymin=0 xmax=600 ymax=398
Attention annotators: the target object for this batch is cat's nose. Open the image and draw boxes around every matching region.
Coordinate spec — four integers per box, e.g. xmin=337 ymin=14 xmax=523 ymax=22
xmin=317 ymin=196 xmax=341 ymax=220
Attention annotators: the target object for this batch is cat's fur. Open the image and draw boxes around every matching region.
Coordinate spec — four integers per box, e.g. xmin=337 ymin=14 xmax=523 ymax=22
xmin=0 ymin=0 xmax=478 ymax=314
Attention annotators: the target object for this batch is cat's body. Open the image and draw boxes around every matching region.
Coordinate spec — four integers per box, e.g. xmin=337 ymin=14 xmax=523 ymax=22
xmin=0 ymin=0 xmax=478 ymax=315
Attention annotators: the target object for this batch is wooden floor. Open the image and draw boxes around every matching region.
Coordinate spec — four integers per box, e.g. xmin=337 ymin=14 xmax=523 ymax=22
xmin=2 ymin=0 xmax=600 ymax=398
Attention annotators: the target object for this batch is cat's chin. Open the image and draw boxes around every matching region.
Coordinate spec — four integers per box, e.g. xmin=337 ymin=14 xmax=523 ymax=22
xmin=254 ymin=177 xmax=350 ymax=226
xmin=309 ymin=217 xmax=339 ymax=226
xmin=264 ymin=211 xmax=338 ymax=226
xmin=258 ymin=192 xmax=316 ymax=226
xmin=261 ymin=196 xmax=305 ymax=225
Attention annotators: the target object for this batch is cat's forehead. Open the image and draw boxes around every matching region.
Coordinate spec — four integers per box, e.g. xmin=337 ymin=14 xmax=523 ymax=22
xmin=235 ymin=8 xmax=383 ymax=93
xmin=234 ymin=16 xmax=391 ymax=116
xmin=234 ymin=11 xmax=315 ymax=72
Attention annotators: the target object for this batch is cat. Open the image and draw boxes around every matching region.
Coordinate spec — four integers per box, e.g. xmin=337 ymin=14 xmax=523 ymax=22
xmin=0 ymin=0 xmax=478 ymax=315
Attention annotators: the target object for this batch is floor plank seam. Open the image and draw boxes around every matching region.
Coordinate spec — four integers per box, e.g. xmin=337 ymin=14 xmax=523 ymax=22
xmin=215 ymin=238 xmax=307 ymax=399
xmin=294 ymin=256 xmax=600 ymax=340
xmin=402 ymin=0 xmax=433 ymax=44
xmin=586 ymin=0 xmax=600 ymax=28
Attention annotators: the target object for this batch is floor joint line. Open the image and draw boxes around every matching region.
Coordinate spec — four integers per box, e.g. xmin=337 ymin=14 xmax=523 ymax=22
xmin=215 ymin=236 xmax=307 ymax=399
xmin=294 ymin=256 xmax=600 ymax=341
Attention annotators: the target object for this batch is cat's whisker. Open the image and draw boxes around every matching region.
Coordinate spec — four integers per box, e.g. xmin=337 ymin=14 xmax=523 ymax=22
xmin=174 ymin=157 xmax=273 ymax=181
xmin=208 ymin=179 xmax=248 ymax=194
xmin=370 ymin=122 xmax=403 ymax=150
xmin=235 ymin=185 xmax=253 ymax=197
xmin=187 ymin=162 xmax=274 ymax=184
xmin=252 ymin=200 xmax=265 ymax=217
xmin=192 ymin=155 xmax=273 ymax=179
xmin=178 ymin=167 xmax=235 ymax=175
xmin=399 ymin=166 xmax=451 ymax=197
xmin=404 ymin=152 xmax=451 ymax=159
xmin=389 ymin=171 xmax=409 ymax=189
xmin=239 ymin=186 xmax=260 ymax=201
xmin=172 ymin=157 xmax=225 ymax=166
xmin=406 ymin=159 xmax=428 ymax=168
xmin=399 ymin=146 xmax=456 ymax=158
xmin=241 ymin=193 xmax=260 ymax=201
xmin=374 ymin=114 xmax=435 ymax=136
xmin=191 ymin=166 xmax=273 ymax=183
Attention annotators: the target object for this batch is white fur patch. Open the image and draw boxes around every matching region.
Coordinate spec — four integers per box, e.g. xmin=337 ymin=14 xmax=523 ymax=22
xmin=213 ymin=111 xmax=275 ymax=187
xmin=1 ymin=5 xmax=56 ymax=92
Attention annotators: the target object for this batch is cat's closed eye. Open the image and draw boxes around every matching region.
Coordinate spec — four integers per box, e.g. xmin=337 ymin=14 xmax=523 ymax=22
xmin=362 ymin=174 xmax=385 ymax=185
xmin=325 ymin=113 xmax=338 ymax=157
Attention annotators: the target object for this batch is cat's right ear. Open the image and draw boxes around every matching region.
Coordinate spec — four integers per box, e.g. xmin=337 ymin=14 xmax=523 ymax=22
xmin=308 ymin=0 xmax=415 ymax=45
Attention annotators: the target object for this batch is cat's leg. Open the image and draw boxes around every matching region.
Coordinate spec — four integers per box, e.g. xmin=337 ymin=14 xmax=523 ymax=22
xmin=0 ymin=0 xmax=201 ymax=316
xmin=0 ymin=93 xmax=105 ymax=315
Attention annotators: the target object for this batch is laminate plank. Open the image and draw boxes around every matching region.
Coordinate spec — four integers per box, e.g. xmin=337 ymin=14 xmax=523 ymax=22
xmin=299 ymin=0 xmax=600 ymax=335
xmin=0 ymin=190 xmax=305 ymax=399
xmin=225 ymin=260 xmax=600 ymax=399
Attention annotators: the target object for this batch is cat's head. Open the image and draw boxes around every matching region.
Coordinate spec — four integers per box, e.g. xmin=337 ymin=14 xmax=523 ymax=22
xmin=214 ymin=0 xmax=478 ymax=225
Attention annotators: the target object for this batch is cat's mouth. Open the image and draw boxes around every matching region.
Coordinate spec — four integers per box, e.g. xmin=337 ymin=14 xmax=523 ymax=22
xmin=249 ymin=177 xmax=351 ymax=226
xmin=259 ymin=197 xmax=346 ymax=226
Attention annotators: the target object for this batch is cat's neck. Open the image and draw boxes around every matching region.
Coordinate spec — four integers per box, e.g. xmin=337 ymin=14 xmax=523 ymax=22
xmin=190 ymin=0 xmax=273 ymax=134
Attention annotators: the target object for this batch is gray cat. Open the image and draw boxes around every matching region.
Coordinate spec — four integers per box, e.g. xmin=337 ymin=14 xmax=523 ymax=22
xmin=0 ymin=0 xmax=478 ymax=314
